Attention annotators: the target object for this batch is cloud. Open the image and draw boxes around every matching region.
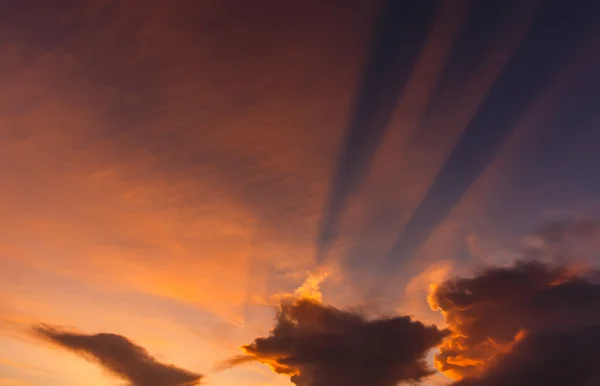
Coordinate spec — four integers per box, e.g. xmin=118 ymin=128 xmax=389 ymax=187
xmin=397 ymin=260 xmax=454 ymax=326
xmin=452 ymin=329 xmax=600 ymax=386
xmin=34 ymin=325 xmax=202 ymax=386
xmin=223 ymin=298 xmax=448 ymax=386
xmin=429 ymin=260 xmax=600 ymax=384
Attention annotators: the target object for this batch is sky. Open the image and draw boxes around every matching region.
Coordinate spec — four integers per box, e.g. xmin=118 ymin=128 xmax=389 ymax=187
xmin=1 ymin=1 xmax=600 ymax=386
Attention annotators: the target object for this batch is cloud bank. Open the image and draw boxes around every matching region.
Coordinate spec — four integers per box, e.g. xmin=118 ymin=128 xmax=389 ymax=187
xmin=430 ymin=260 xmax=600 ymax=386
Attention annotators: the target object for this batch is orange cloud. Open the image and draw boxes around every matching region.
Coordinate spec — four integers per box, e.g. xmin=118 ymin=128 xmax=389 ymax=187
xmin=430 ymin=260 xmax=600 ymax=383
xmin=293 ymin=267 xmax=332 ymax=303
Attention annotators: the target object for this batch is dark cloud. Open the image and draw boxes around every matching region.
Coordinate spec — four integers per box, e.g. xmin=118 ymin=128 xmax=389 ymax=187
xmin=223 ymin=298 xmax=448 ymax=386
xmin=316 ymin=0 xmax=441 ymax=261
xmin=452 ymin=329 xmax=600 ymax=386
xmin=429 ymin=260 xmax=600 ymax=384
xmin=34 ymin=325 xmax=202 ymax=386
xmin=382 ymin=0 xmax=600 ymax=270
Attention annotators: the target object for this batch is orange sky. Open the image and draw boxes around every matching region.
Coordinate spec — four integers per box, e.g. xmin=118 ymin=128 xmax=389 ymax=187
xmin=2 ymin=1 xmax=600 ymax=385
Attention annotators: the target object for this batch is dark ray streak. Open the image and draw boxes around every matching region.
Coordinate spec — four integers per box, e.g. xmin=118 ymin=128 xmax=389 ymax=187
xmin=341 ymin=0 xmax=535 ymax=280
xmin=380 ymin=0 xmax=600 ymax=272
xmin=315 ymin=0 xmax=442 ymax=262
xmin=414 ymin=0 xmax=538 ymax=127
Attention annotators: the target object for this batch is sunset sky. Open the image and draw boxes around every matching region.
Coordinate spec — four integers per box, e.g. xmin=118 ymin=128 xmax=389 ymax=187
xmin=1 ymin=1 xmax=600 ymax=386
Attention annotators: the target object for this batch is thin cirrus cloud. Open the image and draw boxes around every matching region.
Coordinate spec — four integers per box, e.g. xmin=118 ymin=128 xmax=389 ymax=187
xmin=34 ymin=325 xmax=202 ymax=386
xmin=0 ymin=1 xmax=380 ymax=384
xmin=0 ymin=0 xmax=374 ymax=325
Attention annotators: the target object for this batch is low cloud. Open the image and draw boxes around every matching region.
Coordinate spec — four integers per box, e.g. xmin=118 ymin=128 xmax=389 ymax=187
xmin=34 ymin=325 xmax=202 ymax=386
xmin=452 ymin=329 xmax=600 ymax=386
xmin=222 ymin=298 xmax=448 ymax=386
xmin=429 ymin=260 xmax=600 ymax=385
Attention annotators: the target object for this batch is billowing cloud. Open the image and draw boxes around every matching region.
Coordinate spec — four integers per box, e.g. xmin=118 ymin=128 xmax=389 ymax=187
xmin=429 ymin=260 xmax=600 ymax=384
xmin=452 ymin=329 xmax=600 ymax=386
xmin=223 ymin=297 xmax=449 ymax=386
xmin=34 ymin=325 xmax=202 ymax=386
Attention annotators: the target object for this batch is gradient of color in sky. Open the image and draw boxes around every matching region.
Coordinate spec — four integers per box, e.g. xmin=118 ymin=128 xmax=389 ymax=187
xmin=1 ymin=1 xmax=600 ymax=385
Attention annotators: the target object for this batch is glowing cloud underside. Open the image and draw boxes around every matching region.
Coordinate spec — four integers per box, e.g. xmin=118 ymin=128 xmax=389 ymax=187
xmin=429 ymin=260 xmax=600 ymax=386
xmin=218 ymin=268 xmax=448 ymax=386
